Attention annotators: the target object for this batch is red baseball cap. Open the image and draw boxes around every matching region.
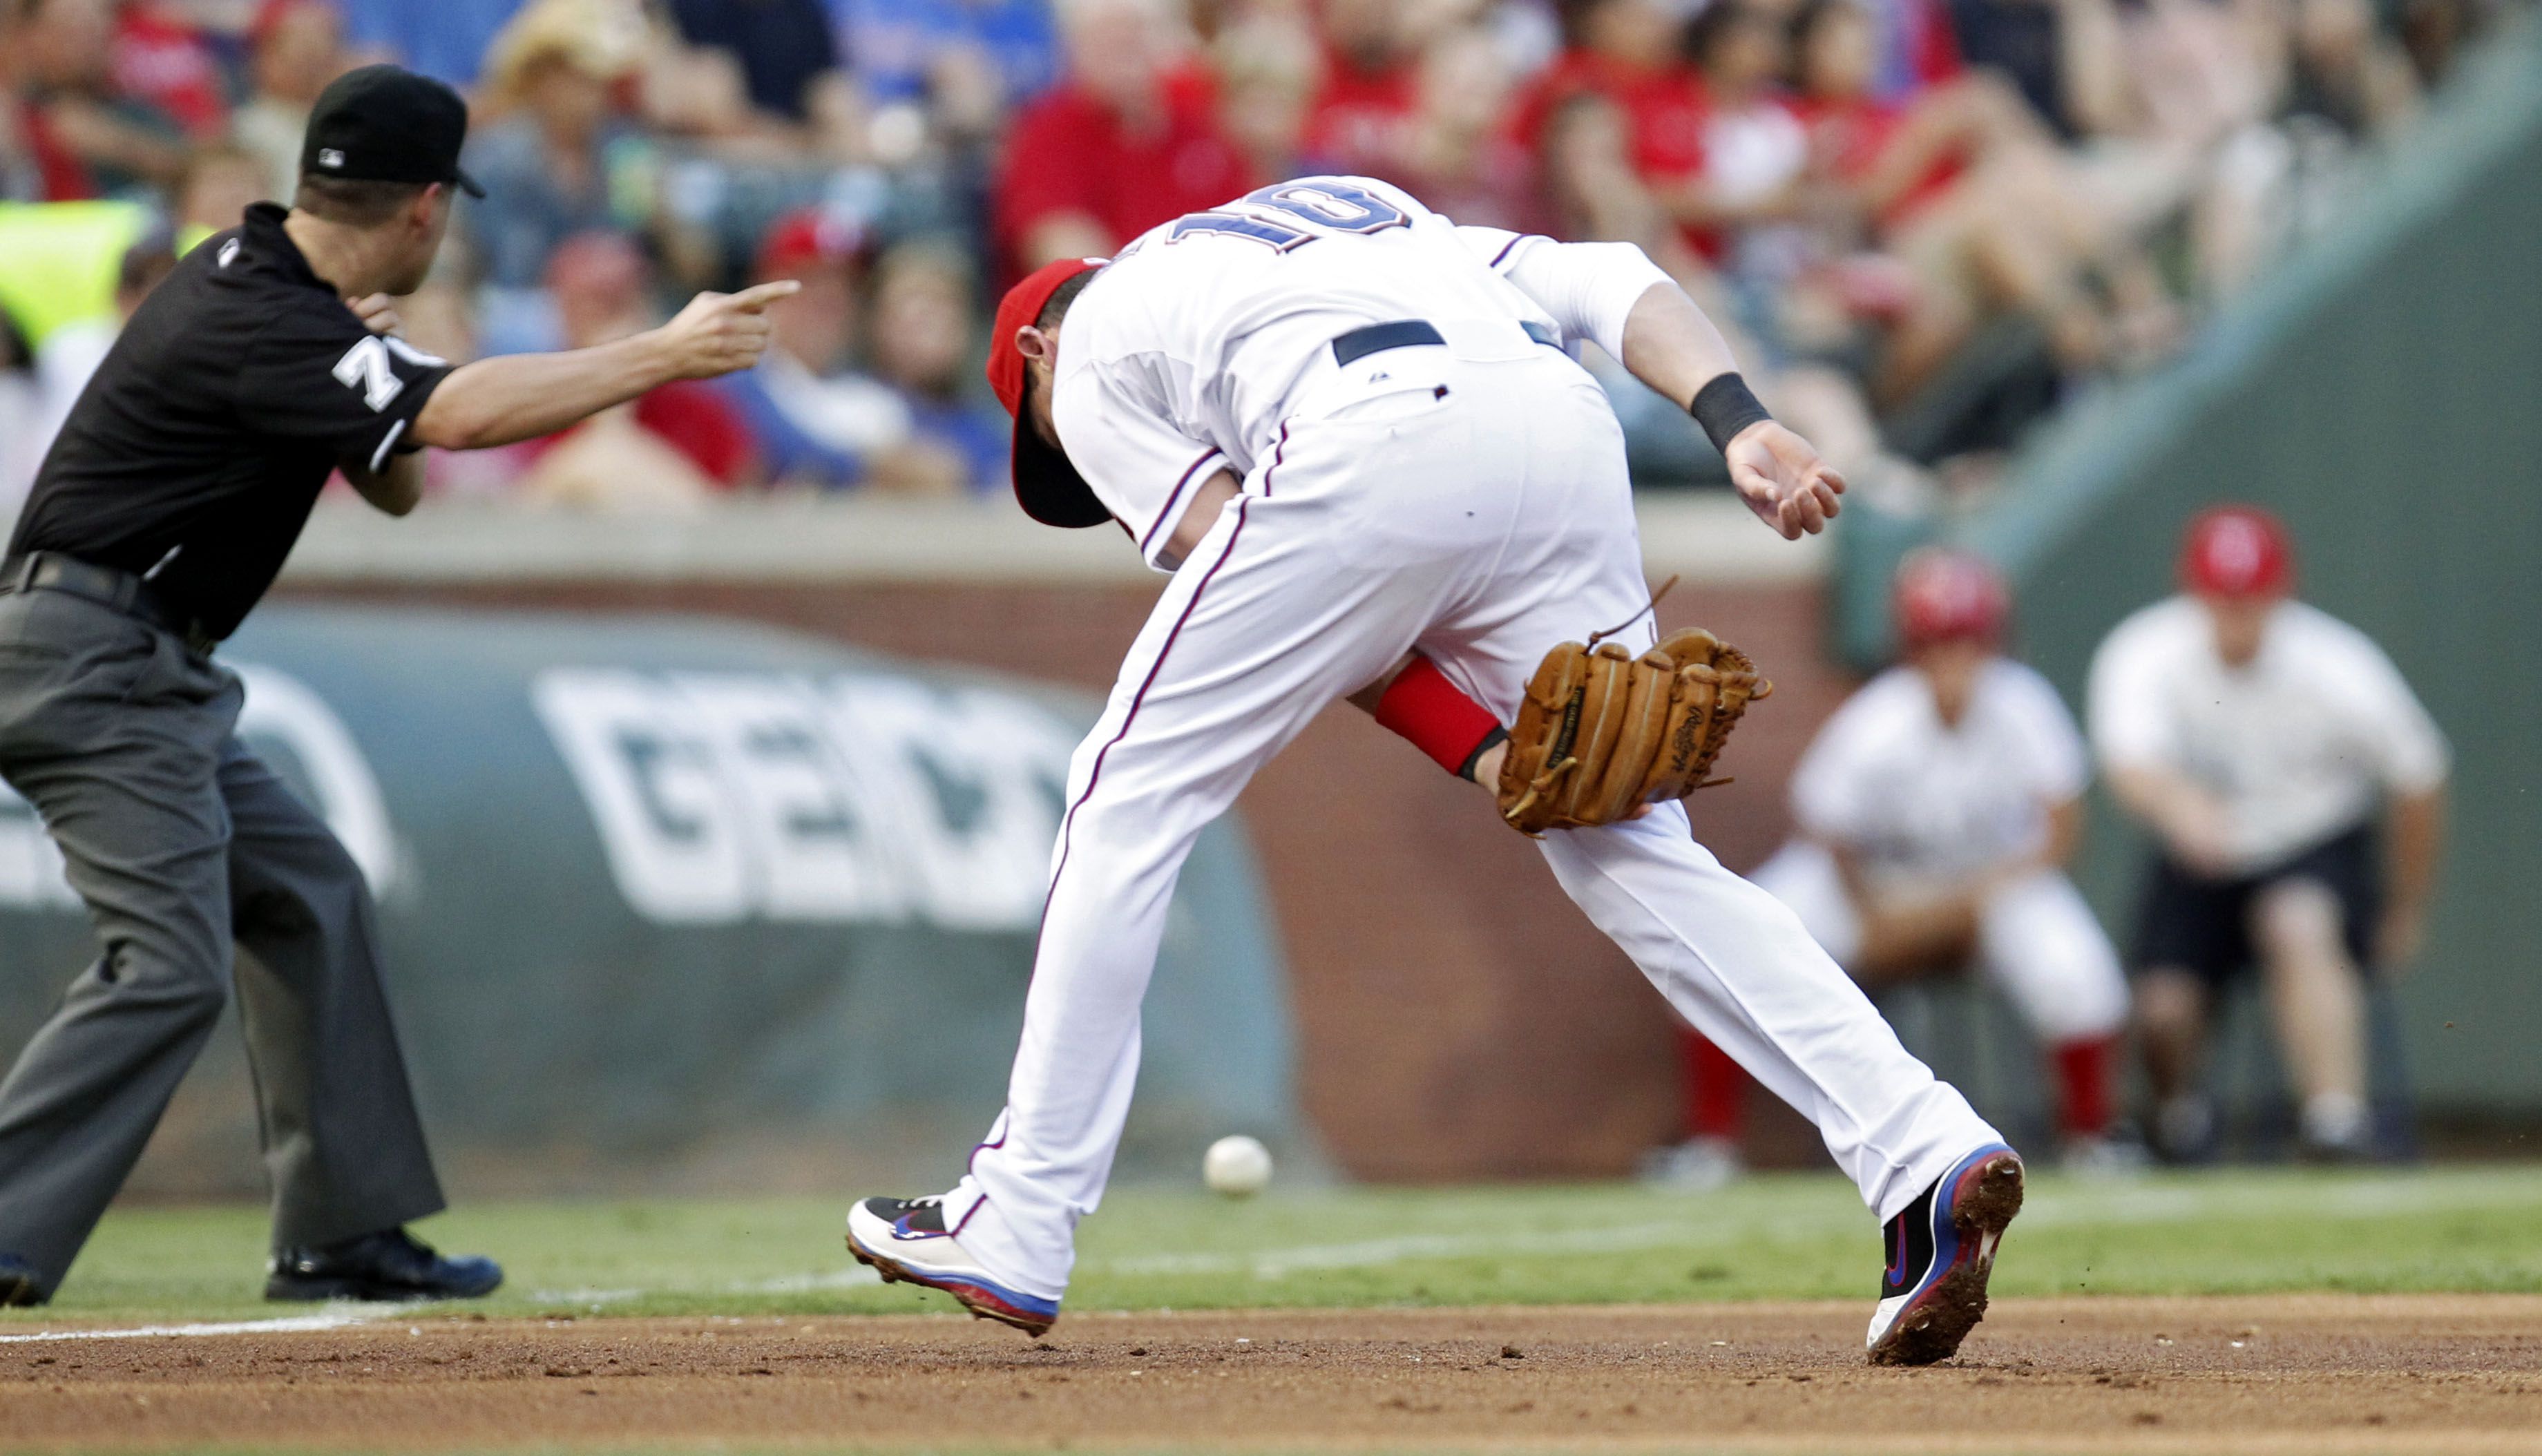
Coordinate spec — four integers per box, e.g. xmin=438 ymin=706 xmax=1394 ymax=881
xmin=756 ymin=207 xmax=867 ymax=280
xmin=988 ymin=256 xmax=1109 ymax=528
xmin=2179 ymin=505 xmax=2293 ymax=599
xmin=1893 ymin=546 xmax=2010 ymax=650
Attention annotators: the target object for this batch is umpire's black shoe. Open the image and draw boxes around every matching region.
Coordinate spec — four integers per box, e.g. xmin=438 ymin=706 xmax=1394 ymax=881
xmin=266 ymin=1227 xmax=502 ymax=1303
xmin=1 ymin=1253 xmax=47 ymax=1307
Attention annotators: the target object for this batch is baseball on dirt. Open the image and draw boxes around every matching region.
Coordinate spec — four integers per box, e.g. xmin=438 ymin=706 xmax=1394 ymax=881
xmin=1203 ymin=1135 xmax=1273 ymax=1198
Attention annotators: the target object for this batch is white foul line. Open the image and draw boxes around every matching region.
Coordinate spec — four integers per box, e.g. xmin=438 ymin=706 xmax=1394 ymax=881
xmin=0 ymin=1308 xmax=394 ymax=1344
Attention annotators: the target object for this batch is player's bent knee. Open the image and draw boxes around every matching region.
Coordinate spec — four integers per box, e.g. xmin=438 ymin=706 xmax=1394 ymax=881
xmin=2250 ymin=879 xmax=2345 ymax=961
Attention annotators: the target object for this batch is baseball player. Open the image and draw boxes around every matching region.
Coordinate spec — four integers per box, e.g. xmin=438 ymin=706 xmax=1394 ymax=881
xmin=2088 ymin=506 xmax=2448 ymax=1162
xmin=0 ymin=65 xmax=792 ymax=1307
xmin=847 ymin=175 xmax=2022 ymax=1366
xmin=1739 ymin=549 xmax=2130 ymax=1166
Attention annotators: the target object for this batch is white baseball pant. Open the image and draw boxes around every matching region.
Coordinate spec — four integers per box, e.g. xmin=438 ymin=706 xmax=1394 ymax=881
xmin=942 ymin=339 xmax=2002 ymax=1301
xmin=1748 ymin=842 xmax=2130 ymax=1044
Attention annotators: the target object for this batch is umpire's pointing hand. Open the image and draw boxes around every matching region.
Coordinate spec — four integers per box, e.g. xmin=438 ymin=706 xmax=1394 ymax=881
xmin=658 ymin=280 xmax=801 ymax=380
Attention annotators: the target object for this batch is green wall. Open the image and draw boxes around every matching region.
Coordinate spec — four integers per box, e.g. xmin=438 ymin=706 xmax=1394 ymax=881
xmin=1952 ymin=28 xmax=2542 ymax=1112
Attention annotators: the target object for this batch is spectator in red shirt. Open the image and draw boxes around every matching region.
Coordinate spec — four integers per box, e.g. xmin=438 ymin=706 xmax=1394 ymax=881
xmin=992 ymin=0 xmax=1254 ymax=274
xmin=1211 ymin=8 xmax=1323 ymax=184
xmin=108 ymin=1 xmax=227 ymax=141
xmin=4 ymin=0 xmax=187 ymax=200
xmin=1303 ymin=0 xmax=1420 ymax=175
xmin=1378 ymin=26 xmax=1549 ymax=235
xmin=1518 ymin=0 xmax=1709 ymax=196
xmin=1675 ymin=0 xmax=1808 ymax=256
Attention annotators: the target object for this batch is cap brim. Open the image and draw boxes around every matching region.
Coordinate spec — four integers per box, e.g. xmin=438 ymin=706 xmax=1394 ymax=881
xmin=453 ymin=166 xmax=485 ymax=200
xmin=1011 ymin=377 xmax=1111 ymax=528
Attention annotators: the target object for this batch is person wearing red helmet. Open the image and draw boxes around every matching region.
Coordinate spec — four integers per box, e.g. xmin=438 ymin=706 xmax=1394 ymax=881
xmin=2088 ymin=506 xmax=2449 ymax=1162
xmin=1659 ymin=548 xmax=2129 ymax=1185
xmin=849 ymin=173 xmax=2022 ymax=1370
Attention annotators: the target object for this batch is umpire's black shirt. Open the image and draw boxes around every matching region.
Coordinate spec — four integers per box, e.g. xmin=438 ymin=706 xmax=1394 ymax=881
xmin=8 ymin=202 xmax=452 ymax=641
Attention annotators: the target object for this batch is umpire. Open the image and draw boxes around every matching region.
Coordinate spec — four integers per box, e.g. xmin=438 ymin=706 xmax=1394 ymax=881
xmin=0 ymin=66 xmax=792 ymax=1307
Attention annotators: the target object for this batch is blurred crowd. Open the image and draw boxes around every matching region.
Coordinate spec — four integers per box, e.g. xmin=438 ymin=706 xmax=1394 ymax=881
xmin=0 ymin=0 xmax=2506 ymax=508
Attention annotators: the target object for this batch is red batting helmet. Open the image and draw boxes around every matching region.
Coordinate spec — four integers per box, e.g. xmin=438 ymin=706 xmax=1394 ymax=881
xmin=2179 ymin=505 xmax=2293 ymax=599
xmin=988 ymin=256 xmax=1109 ymax=528
xmin=1893 ymin=546 xmax=2011 ymax=650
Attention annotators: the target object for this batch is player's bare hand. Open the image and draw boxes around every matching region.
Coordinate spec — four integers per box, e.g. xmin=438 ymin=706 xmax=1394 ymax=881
xmin=657 ymin=280 xmax=801 ymax=379
xmin=346 ymin=293 xmax=402 ymax=336
xmin=1725 ymin=420 xmax=1846 ymax=540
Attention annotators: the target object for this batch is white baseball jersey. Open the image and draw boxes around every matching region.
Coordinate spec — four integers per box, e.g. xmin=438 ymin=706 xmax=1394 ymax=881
xmin=938 ymin=176 xmax=1998 ymax=1306
xmin=1049 ymin=175 xmax=1668 ymax=568
xmin=1790 ymin=660 xmax=2089 ymax=892
xmin=2087 ymin=596 xmax=2447 ymax=872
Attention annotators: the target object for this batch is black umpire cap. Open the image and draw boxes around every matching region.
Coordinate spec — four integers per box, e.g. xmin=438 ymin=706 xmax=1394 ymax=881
xmin=300 ymin=64 xmax=486 ymax=199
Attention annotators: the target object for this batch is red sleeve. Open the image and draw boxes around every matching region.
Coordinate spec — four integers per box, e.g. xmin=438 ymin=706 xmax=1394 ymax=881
xmin=1374 ymin=655 xmax=1505 ymax=777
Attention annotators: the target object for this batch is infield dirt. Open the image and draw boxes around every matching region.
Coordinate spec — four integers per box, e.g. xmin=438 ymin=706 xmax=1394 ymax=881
xmin=4 ymin=1294 xmax=2539 ymax=1453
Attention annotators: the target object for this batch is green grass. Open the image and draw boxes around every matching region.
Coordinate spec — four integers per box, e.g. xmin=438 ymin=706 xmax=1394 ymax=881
xmin=9 ymin=1165 xmax=2542 ymax=1328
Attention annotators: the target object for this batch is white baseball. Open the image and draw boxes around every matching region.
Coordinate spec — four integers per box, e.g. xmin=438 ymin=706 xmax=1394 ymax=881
xmin=1203 ymin=1135 xmax=1273 ymax=1198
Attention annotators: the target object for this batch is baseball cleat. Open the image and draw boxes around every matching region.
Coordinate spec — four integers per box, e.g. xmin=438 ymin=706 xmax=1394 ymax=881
xmin=1865 ymin=1142 xmax=2024 ymax=1366
xmin=847 ymin=1196 xmax=1059 ymax=1337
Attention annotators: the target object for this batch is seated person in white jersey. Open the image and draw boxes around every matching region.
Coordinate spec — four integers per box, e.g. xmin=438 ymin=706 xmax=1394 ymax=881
xmin=845 ymin=176 xmax=2025 ymax=1368
xmin=1745 ymin=549 xmax=2130 ymax=1168
xmin=2089 ymin=506 xmax=2448 ymax=1162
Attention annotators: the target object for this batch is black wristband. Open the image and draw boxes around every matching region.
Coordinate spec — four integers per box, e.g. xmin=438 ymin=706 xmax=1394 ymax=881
xmin=1689 ymin=372 xmax=1772 ymax=457
xmin=1458 ymin=725 xmax=1509 ymax=783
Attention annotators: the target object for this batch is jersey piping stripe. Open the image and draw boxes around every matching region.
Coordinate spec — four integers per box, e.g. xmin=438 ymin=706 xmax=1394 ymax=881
xmin=366 ymin=417 xmax=408 ymax=475
xmin=1260 ymin=420 xmax=1292 ymax=497
xmin=1137 ymin=448 xmax=1227 ymax=557
xmin=1489 ymin=234 xmax=1541 ymax=269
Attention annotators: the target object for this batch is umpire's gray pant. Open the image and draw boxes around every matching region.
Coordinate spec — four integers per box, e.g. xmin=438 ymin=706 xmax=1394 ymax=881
xmin=0 ymin=586 xmax=443 ymax=1293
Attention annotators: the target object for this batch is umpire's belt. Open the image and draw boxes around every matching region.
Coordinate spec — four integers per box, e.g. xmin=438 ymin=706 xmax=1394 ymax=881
xmin=1332 ymin=318 xmax=1560 ymax=368
xmin=0 ymin=553 xmax=218 ymax=655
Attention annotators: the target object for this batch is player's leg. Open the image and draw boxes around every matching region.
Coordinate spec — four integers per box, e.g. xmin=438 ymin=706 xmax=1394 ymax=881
xmin=1420 ymin=355 xmax=2015 ymax=1363
xmin=1974 ymin=870 xmax=2129 ymax=1157
xmin=1417 ymin=361 xmax=2003 ymax=1223
xmin=0 ymin=615 xmax=238 ymax=1300
xmin=2131 ymin=854 xmax=2237 ymax=1161
xmin=1540 ymin=812 xmax=2001 ymax=1218
xmin=2250 ymin=873 xmax=2370 ymax=1158
xmin=854 ymin=475 xmax=1463 ymax=1323
xmin=216 ymin=738 xmax=483 ymax=1296
xmin=1747 ymin=839 xmax=1865 ymax=966
xmin=1645 ymin=841 xmax=1862 ymax=1189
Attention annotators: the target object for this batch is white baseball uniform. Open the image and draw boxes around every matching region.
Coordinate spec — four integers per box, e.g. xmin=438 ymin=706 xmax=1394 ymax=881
xmin=2087 ymin=596 xmax=2448 ymax=873
xmin=1748 ymin=660 xmax=2128 ymax=1044
xmin=940 ymin=177 xmax=1999 ymax=1301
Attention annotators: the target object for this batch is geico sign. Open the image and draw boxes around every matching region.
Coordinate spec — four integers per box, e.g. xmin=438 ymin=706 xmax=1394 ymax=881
xmin=0 ymin=664 xmax=400 ymax=909
xmin=533 ymin=669 xmax=1081 ymax=928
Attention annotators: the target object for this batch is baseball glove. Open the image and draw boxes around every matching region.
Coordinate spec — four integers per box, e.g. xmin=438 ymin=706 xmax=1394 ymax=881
xmin=1496 ymin=627 xmax=1772 ymax=836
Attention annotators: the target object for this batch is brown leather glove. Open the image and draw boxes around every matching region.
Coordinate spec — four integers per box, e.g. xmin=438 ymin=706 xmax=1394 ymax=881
xmin=1495 ymin=628 xmax=1771 ymax=836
